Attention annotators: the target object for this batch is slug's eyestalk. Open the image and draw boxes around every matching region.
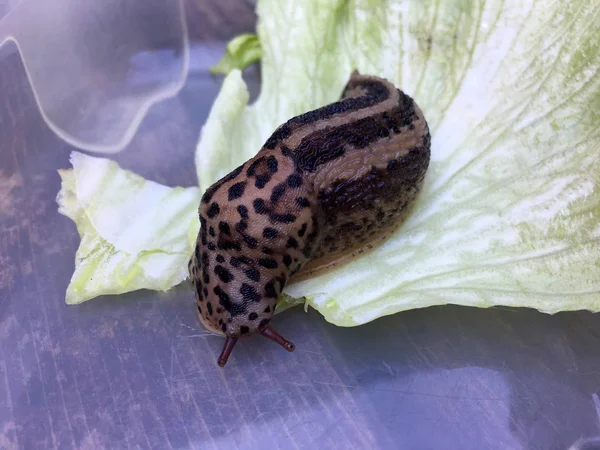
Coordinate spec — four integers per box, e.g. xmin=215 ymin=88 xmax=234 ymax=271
xmin=217 ymin=337 xmax=238 ymax=367
xmin=216 ymin=326 xmax=296 ymax=367
xmin=261 ymin=326 xmax=295 ymax=352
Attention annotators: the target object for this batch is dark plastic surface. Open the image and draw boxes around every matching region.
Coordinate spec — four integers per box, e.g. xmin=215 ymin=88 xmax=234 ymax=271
xmin=2 ymin=3 xmax=600 ymax=449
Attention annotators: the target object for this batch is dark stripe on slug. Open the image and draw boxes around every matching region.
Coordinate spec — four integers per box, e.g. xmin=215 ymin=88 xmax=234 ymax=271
xmin=243 ymin=234 xmax=259 ymax=249
xmin=194 ymin=245 xmax=201 ymax=264
xmin=264 ymin=125 xmax=293 ymax=150
xmin=298 ymin=223 xmax=307 ymax=237
xmin=218 ymin=239 xmax=242 ymax=251
xmin=296 ymin=197 xmax=311 ymax=208
xmin=247 ymin=156 xmax=275 ymax=188
xmin=294 ymin=93 xmax=416 ymax=172
xmin=266 ymin=156 xmax=279 ymax=173
xmin=201 ymin=251 xmax=209 ymax=270
xmin=215 ymin=265 xmax=234 ymax=283
xmin=245 ymin=267 xmax=261 ymax=282
xmin=313 ymin=140 xmax=430 ymax=255
xmin=214 ymin=286 xmax=246 ymax=316
xmin=201 ymin=165 xmax=244 ymax=204
xmin=253 ymin=197 xmax=298 ymax=224
xmin=258 ymin=258 xmax=278 ymax=269
xmin=230 ymin=256 xmax=253 ymax=268
xmin=342 ymin=78 xmax=390 ymax=100
xmin=286 ymin=237 xmax=299 ymax=249
xmin=263 ymin=227 xmax=279 ymax=239
xmin=276 ymin=275 xmax=287 ymax=290
xmin=270 ymin=182 xmax=287 ymax=203
xmin=228 ymin=182 xmax=246 ymax=200
xmin=262 ymin=78 xmax=392 ymax=150
xmin=237 ymin=205 xmax=249 ymax=219
xmin=287 ymin=174 xmax=302 ymax=188
xmin=200 ymin=219 xmax=208 ymax=245
xmin=240 ymin=283 xmax=261 ymax=302
xmin=255 ymin=175 xmax=270 ymax=189
xmin=281 ymin=145 xmax=294 ymax=158
xmin=253 ymin=199 xmax=268 ymax=214
xmin=246 ymin=157 xmax=264 ymax=177
xmin=271 ymin=212 xmax=296 ymax=224
xmin=283 ymin=254 xmax=292 ymax=267
xmin=218 ymin=221 xmax=231 ymax=236
xmin=290 ymin=80 xmax=390 ymax=128
xmin=264 ymin=281 xmax=277 ymax=298
xmin=207 ymin=202 xmax=220 ymax=218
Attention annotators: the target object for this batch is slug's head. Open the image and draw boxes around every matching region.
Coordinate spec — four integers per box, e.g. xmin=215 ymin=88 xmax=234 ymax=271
xmin=190 ymin=179 xmax=297 ymax=367
xmin=190 ymin=228 xmax=296 ymax=366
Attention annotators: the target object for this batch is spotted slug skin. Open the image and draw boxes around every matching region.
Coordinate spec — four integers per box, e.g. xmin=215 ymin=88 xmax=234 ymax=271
xmin=189 ymin=71 xmax=431 ymax=361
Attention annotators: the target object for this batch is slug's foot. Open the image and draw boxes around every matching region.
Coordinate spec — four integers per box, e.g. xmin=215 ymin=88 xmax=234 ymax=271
xmin=216 ymin=326 xmax=295 ymax=367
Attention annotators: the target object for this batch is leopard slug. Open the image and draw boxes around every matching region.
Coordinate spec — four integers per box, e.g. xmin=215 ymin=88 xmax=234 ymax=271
xmin=189 ymin=70 xmax=431 ymax=367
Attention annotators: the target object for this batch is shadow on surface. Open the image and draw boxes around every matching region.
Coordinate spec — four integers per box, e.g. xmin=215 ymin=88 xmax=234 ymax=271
xmin=302 ymin=304 xmax=600 ymax=450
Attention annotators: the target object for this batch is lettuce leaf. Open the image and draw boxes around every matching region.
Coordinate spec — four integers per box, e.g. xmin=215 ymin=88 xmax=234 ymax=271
xmin=57 ymin=152 xmax=200 ymax=304
xmin=196 ymin=0 xmax=600 ymax=325
xmin=210 ymin=33 xmax=262 ymax=75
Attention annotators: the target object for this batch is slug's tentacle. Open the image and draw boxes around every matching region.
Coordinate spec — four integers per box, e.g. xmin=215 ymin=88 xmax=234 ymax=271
xmin=216 ymin=326 xmax=295 ymax=367
xmin=217 ymin=337 xmax=238 ymax=367
xmin=260 ymin=326 xmax=295 ymax=352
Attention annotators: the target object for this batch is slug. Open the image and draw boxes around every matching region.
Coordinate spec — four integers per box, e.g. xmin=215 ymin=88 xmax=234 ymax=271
xmin=189 ymin=71 xmax=431 ymax=367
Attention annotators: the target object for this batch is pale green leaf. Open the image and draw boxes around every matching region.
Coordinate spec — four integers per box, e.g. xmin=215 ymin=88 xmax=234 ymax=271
xmin=57 ymin=152 xmax=200 ymax=304
xmin=210 ymin=33 xmax=262 ymax=75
